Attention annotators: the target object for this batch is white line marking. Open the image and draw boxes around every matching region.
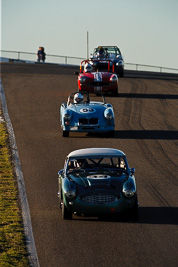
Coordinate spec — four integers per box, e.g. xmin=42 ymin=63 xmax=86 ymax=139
xmin=0 ymin=79 xmax=40 ymax=267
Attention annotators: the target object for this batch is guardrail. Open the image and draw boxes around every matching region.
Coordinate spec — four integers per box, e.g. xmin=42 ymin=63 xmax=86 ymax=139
xmin=1 ymin=49 xmax=178 ymax=74
xmin=0 ymin=50 xmax=84 ymax=66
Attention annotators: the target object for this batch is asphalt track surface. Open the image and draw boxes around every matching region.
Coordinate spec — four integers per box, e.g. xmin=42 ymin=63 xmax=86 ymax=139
xmin=1 ymin=63 xmax=178 ymax=267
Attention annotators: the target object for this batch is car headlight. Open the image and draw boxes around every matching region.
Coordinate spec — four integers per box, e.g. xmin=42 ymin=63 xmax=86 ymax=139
xmin=122 ymin=188 xmax=136 ymax=198
xmin=105 ymin=113 xmax=113 ymax=120
xmin=65 ymin=189 xmax=76 ymax=199
xmin=104 ymin=108 xmax=113 ymax=120
xmin=64 ymin=112 xmax=71 ymax=121
xmin=79 ymin=76 xmax=86 ymax=83
xmin=110 ymin=75 xmax=118 ymax=82
xmin=116 ymin=60 xmax=123 ymax=66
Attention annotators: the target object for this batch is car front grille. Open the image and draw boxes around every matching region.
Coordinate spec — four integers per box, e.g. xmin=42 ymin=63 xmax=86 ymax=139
xmin=90 ymin=82 xmax=110 ymax=86
xmin=79 ymin=118 xmax=98 ymax=125
xmin=80 ymin=193 xmax=119 ymax=204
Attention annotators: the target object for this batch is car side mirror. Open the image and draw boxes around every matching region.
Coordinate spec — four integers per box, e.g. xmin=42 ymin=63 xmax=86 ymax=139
xmin=74 ymin=71 xmax=79 ymax=75
xmin=61 ymin=103 xmax=67 ymax=108
xmin=58 ymin=169 xmax=64 ymax=177
xmin=130 ymin=168 xmax=135 ymax=174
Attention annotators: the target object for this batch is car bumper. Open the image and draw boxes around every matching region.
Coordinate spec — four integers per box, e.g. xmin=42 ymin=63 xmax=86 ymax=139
xmin=64 ymin=195 xmax=137 ymax=216
xmin=62 ymin=124 xmax=114 ymax=133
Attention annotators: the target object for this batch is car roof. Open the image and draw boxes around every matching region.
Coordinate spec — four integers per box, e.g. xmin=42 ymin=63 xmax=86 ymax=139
xmin=68 ymin=148 xmax=125 ymax=159
xmin=95 ymin=46 xmax=120 ymax=51
xmin=96 ymin=46 xmax=118 ymax=48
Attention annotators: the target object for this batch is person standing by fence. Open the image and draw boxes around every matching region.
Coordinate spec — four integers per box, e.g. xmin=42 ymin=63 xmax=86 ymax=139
xmin=37 ymin=47 xmax=46 ymax=62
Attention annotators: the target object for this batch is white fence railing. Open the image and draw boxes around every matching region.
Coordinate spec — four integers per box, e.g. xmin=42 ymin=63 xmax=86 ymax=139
xmin=1 ymin=49 xmax=178 ymax=74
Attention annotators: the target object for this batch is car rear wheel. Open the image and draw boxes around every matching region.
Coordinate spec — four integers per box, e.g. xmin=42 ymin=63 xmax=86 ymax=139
xmin=63 ymin=130 xmax=69 ymax=137
xmin=62 ymin=202 xmax=72 ymax=220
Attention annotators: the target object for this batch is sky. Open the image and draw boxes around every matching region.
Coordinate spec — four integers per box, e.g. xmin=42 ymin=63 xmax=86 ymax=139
xmin=1 ymin=0 xmax=178 ymax=69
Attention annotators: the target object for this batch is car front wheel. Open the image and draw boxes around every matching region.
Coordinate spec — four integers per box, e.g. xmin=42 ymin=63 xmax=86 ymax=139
xmin=58 ymin=191 xmax=62 ymax=209
xmin=108 ymin=130 xmax=115 ymax=137
xmin=63 ymin=130 xmax=69 ymax=137
xmin=129 ymin=201 xmax=139 ymax=220
xmin=112 ymin=90 xmax=118 ymax=97
xmin=119 ymin=71 xmax=124 ymax=78
xmin=62 ymin=202 xmax=72 ymax=220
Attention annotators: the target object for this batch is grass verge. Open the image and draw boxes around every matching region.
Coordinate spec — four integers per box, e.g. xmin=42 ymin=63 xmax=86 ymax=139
xmin=0 ymin=120 xmax=29 ymax=266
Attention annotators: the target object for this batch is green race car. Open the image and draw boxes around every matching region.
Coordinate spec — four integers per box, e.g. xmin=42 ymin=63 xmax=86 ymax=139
xmin=58 ymin=148 xmax=139 ymax=220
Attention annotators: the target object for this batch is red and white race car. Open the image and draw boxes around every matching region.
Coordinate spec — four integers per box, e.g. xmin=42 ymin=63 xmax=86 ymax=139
xmin=76 ymin=59 xmax=118 ymax=96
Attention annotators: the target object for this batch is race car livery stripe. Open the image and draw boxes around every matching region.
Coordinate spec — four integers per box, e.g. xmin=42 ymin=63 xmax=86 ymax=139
xmin=94 ymin=72 xmax=102 ymax=82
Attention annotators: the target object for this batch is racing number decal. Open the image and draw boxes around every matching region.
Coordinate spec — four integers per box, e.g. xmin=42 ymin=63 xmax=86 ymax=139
xmin=83 ymin=108 xmax=94 ymax=112
xmin=94 ymin=72 xmax=103 ymax=82
xmin=80 ymin=108 xmax=96 ymax=114
xmin=94 ymin=72 xmax=103 ymax=92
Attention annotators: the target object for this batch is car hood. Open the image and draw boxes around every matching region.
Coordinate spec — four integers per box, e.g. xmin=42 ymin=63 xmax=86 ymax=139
xmin=68 ymin=171 xmax=127 ymax=191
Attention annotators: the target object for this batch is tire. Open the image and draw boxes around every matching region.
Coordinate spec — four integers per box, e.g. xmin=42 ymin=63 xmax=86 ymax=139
xmin=62 ymin=202 xmax=72 ymax=220
xmin=112 ymin=90 xmax=118 ymax=97
xmin=63 ymin=130 xmax=69 ymax=137
xmin=119 ymin=71 xmax=124 ymax=78
xmin=108 ymin=130 xmax=115 ymax=137
xmin=58 ymin=191 xmax=62 ymax=209
xmin=129 ymin=201 xmax=139 ymax=220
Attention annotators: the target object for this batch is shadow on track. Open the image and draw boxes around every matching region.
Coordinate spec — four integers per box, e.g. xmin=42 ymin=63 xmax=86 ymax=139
xmin=67 ymin=130 xmax=178 ymax=140
xmin=113 ymin=130 xmax=178 ymax=140
xmin=136 ymin=207 xmax=178 ymax=225
xmin=118 ymin=93 xmax=178 ymax=100
xmin=72 ymin=207 xmax=178 ymax=226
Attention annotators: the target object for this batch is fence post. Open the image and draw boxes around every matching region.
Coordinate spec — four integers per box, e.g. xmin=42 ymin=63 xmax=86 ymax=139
xmin=65 ymin=57 xmax=67 ymax=64
xmin=18 ymin=52 xmax=20 ymax=60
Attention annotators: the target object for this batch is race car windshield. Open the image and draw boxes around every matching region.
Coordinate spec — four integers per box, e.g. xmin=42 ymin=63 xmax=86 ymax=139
xmin=95 ymin=47 xmax=121 ymax=56
xmin=68 ymin=93 xmax=89 ymax=105
xmin=67 ymin=157 xmax=127 ymax=173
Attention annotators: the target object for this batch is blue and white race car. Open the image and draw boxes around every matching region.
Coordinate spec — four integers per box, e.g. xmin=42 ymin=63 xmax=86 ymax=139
xmin=60 ymin=92 xmax=115 ymax=137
